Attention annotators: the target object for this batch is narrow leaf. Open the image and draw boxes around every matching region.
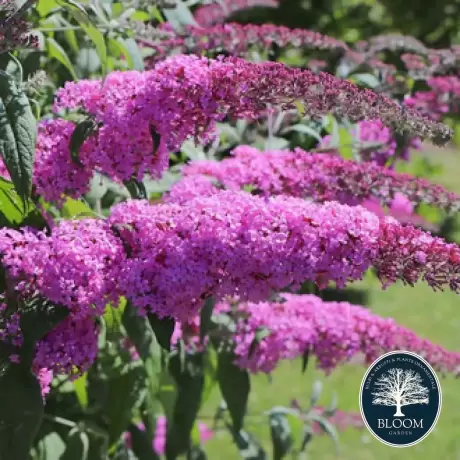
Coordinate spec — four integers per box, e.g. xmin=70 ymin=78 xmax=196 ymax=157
xmin=108 ymin=366 xmax=145 ymax=448
xmin=122 ymin=302 xmax=162 ymax=439
xmin=60 ymin=427 xmax=89 ymax=460
xmin=47 ymin=37 xmax=78 ymax=80
xmin=269 ymin=412 xmax=293 ymax=460
xmin=199 ymin=297 xmax=214 ymax=344
xmin=73 ymin=372 xmax=88 ymax=408
xmin=147 ymin=314 xmax=175 ymax=352
xmin=69 ymin=117 xmax=99 ymax=165
xmin=217 ymin=351 xmax=250 ymax=432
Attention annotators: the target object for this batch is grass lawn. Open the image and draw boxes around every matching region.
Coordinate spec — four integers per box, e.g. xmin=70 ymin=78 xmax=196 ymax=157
xmin=199 ymin=147 xmax=460 ymax=459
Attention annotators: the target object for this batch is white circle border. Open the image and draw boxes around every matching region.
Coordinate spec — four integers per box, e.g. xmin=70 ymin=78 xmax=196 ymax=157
xmin=358 ymin=350 xmax=442 ymax=448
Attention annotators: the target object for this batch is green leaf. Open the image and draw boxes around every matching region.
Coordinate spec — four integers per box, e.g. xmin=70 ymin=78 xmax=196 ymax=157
xmin=0 ymin=71 xmax=36 ymax=203
xmin=308 ymin=413 xmax=340 ymax=450
xmin=122 ymin=302 xmax=162 ymax=439
xmin=310 ymin=380 xmax=323 ymax=407
xmin=19 ymin=296 xmax=69 ymax=366
xmin=269 ymin=412 xmax=293 ymax=460
xmin=102 ymin=297 xmax=126 ymax=335
xmin=73 ymin=372 xmax=88 ymax=409
xmin=158 ymin=371 xmax=177 ymax=424
xmin=58 ymin=0 xmax=108 ymax=75
xmin=162 ymin=1 xmax=196 ymax=30
xmin=166 ymin=353 xmax=205 ymax=459
xmin=61 ymin=197 xmax=96 ymax=219
xmin=199 ymin=297 xmax=214 ymax=344
xmin=0 ymin=179 xmax=45 ymax=229
xmin=47 ymin=37 xmax=78 ymax=80
xmin=0 ymin=366 xmax=44 ymax=460
xmin=227 ymin=427 xmax=267 ymax=460
xmin=108 ymin=366 xmax=146 ymax=448
xmin=248 ymin=327 xmax=270 ymax=359
xmin=201 ymin=347 xmax=217 ymax=408
xmin=301 ymin=348 xmax=310 ymax=374
xmin=147 ymin=314 xmax=175 ymax=351
xmin=60 ymin=427 xmax=89 ymax=460
xmin=124 ymin=178 xmax=147 ymax=200
xmin=69 ymin=117 xmax=99 ymax=166
xmin=337 ymin=127 xmax=354 ymax=160
xmin=110 ymin=37 xmax=144 ymax=71
xmin=217 ymin=351 xmax=250 ymax=432
xmin=128 ymin=423 xmax=160 ymax=460
xmin=187 ymin=445 xmax=207 ymax=460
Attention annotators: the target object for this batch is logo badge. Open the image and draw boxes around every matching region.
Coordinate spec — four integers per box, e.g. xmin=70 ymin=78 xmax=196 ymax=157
xmin=359 ymin=350 xmax=441 ymax=447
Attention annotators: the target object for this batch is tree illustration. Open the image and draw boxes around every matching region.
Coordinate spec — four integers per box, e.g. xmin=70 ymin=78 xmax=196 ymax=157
xmin=371 ymin=368 xmax=429 ymax=417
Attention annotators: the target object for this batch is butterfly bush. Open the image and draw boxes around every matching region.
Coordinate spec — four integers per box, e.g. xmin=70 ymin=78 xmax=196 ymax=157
xmin=320 ymin=120 xmax=421 ymax=165
xmin=213 ymin=294 xmax=460 ymax=374
xmin=33 ymin=314 xmax=99 ymax=378
xmin=22 ymin=54 xmax=449 ymax=203
xmin=0 ymin=0 xmax=39 ymax=53
xmin=2 ymin=191 xmax=460 ymax=374
xmin=193 ymin=0 xmax=279 ymax=26
xmin=405 ymin=76 xmax=460 ymax=119
xmin=0 ymin=219 xmax=125 ymax=319
xmin=170 ymin=145 xmax=460 ymax=212
xmin=145 ymin=23 xmax=348 ymax=64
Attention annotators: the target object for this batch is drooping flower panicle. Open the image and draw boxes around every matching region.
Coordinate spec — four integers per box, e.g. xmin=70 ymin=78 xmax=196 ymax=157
xmin=145 ymin=23 xmax=348 ymax=65
xmin=193 ymin=0 xmax=279 ymax=26
xmin=170 ymin=145 xmax=460 ymax=212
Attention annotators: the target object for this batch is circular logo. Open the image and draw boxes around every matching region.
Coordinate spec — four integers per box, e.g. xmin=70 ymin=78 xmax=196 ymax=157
xmin=359 ymin=350 xmax=441 ymax=448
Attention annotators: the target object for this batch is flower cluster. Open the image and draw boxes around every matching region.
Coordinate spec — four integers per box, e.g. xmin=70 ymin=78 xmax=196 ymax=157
xmin=145 ymin=23 xmax=348 ymax=65
xmin=33 ymin=315 xmax=99 ymax=378
xmin=109 ymin=192 xmax=379 ymax=318
xmin=171 ymin=145 xmax=460 ymax=212
xmin=0 ymin=219 xmax=125 ymax=319
xmin=215 ymin=294 xmax=460 ymax=374
xmin=0 ymin=0 xmax=38 ymax=53
xmin=405 ymin=76 xmax=460 ymax=119
xmin=2 ymin=191 xmax=460 ymax=375
xmin=320 ymin=119 xmax=421 ymax=165
xmin=22 ymin=53 xmax=448 ymax=203
xmin=193 ymin=0 xmax=279 ymax=26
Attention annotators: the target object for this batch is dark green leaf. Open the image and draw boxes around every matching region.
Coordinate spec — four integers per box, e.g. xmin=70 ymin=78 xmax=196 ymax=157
xmin=269 ymin=412 xmax=292 ymax=460
xmin=187 ymin=445 xmax=207 ymax=460
xmin=165 ymin=353 xmax=205 ymax=459
xmin=158 ymin=371 xmax=177 ymax=424
xmin=60 ymin=427 xmax=89 ymax=460
xmin=299 ymin=425 xmax=313 ymax=452
xmin=199 ymin=297 xmax=214 ymax=344
xmin=147 ymin=314 xmax=175 ymax=352
xmin=0 ymin=366 xmax=44 ymax=460
xmin=0 ymin=71 xmax=36 ymax=203
xmin=128 ymin=423 xmax=160 ymax=460
xmin=124 ymin=178 xmax=147 ymax=200
xmin=69 ymin=117 xmax=99 ymax=165
xmin=108 ymin=366 xmax=145 ymax=448
xmin=217 ymin=351 xmax=249 ymax=432
xmin=301 ymin=348 xmax=310 ymax=374
xmin=248 ymin=327 xmax=270 ymax=359
xmin=149 ymin=125 xmax=161 ymax=155
xmin=122 ymin=302 xmax=162 ymax=439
